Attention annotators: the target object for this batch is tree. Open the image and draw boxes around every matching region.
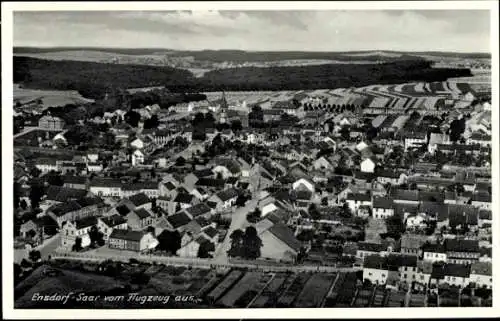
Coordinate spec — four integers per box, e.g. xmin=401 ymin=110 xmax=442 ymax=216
xmin=157 ymin=230 xmax=182 ymax=255
xmin=29 ymin=250 xmax=41 ymax=262
xmin=20 ymin=199 xmax=28 ymax=210
xmin=197 ymin=241 xmax=215 ymax=258
xmin=308 ymin=203 xmax=322 ymax=220
xmin=321 ymin=197 xmax=328 ymax=206
xmin=124 ymin=110 xmax=141 ymax=127
xmin=339 ymin=202 xmax=352 ymax=218
xmin=175 ymin=156 xmax=186 ymax=167
xmin=46 ymin=171 xmax=64 ymax=186
xmin=246 ymin=208 xmax=261 ymax=223
xmin=72 ymin=237 xmax=83 ymax=252
xmin=143 ymin=115 xmax=159 ymax=129
xmin=231 ymin=119 xmax=243 ymax=132
xmin=228 ymin=229 xmax=245 ymax=258
xmin=242 ymin=226 xmax=262 ymax=260
xmin=340 ymin=126 xmax=350 ymax=141
xmin=385 ymin=215 xmax=405 ymax=240
xmin=14 ymin=182 xmax=21 ymax=209
xmin=89 ymin=226 xmax=105 ymax=247
xmin=29 ymin=182 xmax=44 ymax=210
xmin=236 ymin=194 xmax=249 ymax=207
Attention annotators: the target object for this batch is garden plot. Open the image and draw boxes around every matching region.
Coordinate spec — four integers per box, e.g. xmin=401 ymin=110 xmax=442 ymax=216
xmin=217 ymin=272 xmax=273 ymax=308
xmin=276 ymin=273 xmax=312 ymax=307
xmin=293 ymin=273 xmax=337 ymax=308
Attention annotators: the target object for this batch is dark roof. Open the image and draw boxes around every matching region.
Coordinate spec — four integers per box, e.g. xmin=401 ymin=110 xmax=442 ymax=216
xmin=122 ymin=182 xmax=158 ymax=191
xmin=268 ymin=223 xmax=302 ymax=252
xmin=186 ymin=203 xmax=212 ymax=217
xmin=174 ymin=193 xmax=194 ymax=204
xmin=165 ymin=181 xmax=176 ymax=190
xmin=194 ymin=168 xmax=214 ymax=178
xmin=444 ymin=239 xmax=479 ymax=253
xmin=76 ymin=197 xmax=103 ymax=208
xmin=346 ymin=193 xmax=371 ymax=202
xmin=391 ymin=189 xmax=419 ymax=202
xmin=167 ymin=212 xmax=192 ymax=229
xmin=74 ymin=216 xmax=98 ymax=230
xmin=472 ymin=193 xmax=491 ymax=203
xmin=132 ymin=208 xmax=153 ymax=220
xmin=194 ymin=216 xmax=211 ymax=228
xmin=363 ymin=255 xmax=387 ymax=270
xmin=479 ymin=209 xmax=492 ymax=220
xmin=116 ymin=204 xmax=131 ymax=216
xmin=195 ymin=178 xmax=226 ymax=187
xmin=216 ymin=188 xmax=239 ymax=202
xmin=418 ymin=191 xmax=444 ymax=203
xmin=203 ymin=226 xmax=218 ymax=238
xmin=373 ymin=197 xmax=394 ymax=209
xmin=100 ymin=214 xmax=127 ymax=227
xmin=45 ymin=186 xmax=88 ymax=202
xmin=376 ymin=169 xmax=401 ymax=179
xmin=63 ymin=175 xmax=87 ymax=185
xmin=128 ymin=193 xmax=151 ymax=207
xmin=90 ymin=178 xmax=123 ymax=188
xmin=215 ymin=158 xmax=241 ymax=174
xmin=109 ymin=229 xmax=144 ymax=242
xmin=444 ymin=263 xmax=471 ymax=278
xmin=422 ymin=242 xmax=445 ymax=253
xmin=358 ymin=242 xmax=386 ymax=253
xmin=50 ymin=201 xmax=82 ymax=217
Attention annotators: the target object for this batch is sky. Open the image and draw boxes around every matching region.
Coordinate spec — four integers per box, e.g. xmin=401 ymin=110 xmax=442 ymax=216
xmin=13 ymin=10 xmax=491 ymax=52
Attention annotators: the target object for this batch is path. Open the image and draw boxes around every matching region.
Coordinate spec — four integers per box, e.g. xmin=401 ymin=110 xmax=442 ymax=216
xmin=213 ymin=197 xmax=260 ymax=263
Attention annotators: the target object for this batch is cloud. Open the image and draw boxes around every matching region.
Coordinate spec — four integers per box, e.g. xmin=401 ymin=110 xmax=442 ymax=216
xmin=13 ymin=10 xmax=491 ymax=52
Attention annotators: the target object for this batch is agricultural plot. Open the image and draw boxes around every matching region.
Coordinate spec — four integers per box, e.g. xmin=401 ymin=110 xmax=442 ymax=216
xmin=206 ymin=270 xmax=244 ymax=303
xmin=14 ymin=84 xmax=94 ymax=108
xmin=196 ymin=272 xmax=225 ymax=297
xmin=217 ymin=272 xmax=264 ymax=307
xmin=331 ymin=272 xmax=358 ymax=307
xmin=276 ymin=273 xmax=312 ymax=307
xmin=409 ymin=293 xmax=426 ymax=307
xmin=293 ymin=273 xmax=337 ymax=308
xmin=250 ymin=274 xmax=289 ymax=308
xmin=371 ymin=287 xmax=387 ymax=307
xmin=353 ymin=285 xmax=375 ymax=307
xmin=385 ymin=290 xmax=405 ymax=307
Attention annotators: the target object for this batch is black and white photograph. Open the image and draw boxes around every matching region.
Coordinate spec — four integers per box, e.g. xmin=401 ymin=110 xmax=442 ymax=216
xmin=2 ymin=1 xmax=499 ymax=319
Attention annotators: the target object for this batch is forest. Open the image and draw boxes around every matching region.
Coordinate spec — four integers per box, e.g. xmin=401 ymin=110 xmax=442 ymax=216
xmin=14 ymin=57 xmax=472 ymax=99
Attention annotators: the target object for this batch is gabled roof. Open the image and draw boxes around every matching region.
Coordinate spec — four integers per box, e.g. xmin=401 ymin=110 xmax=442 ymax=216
xmin=186 ymin=203 xmax=212 ymax=217
xmin=45 ymin=186 xmax=88 ymax=202
xmin=203 ymin=226 xmax=218 ymax=238
xmin=74 ymin=216 xmax=98 ymax=230
xmin=174 ymin=193 xmax=194 ymax=204
xmin=116 ymin=204 xmax=132 ymax=216
xmin=358 ymin=242 xmax=386 ymax=252
xmin=372 ymin=197 xmax=394 ymax=209
xmin=132 ymin=208 xmax=153 ymax=220
xmin=167 ymin=212 xmax=192 ymax=229
xmin=346 ymin=193 xmax=371 ymax=202
xmin=50 ymin=201 xmax=82 ymax=217
xmin=100 ymin=214 xmax=127 ymax=227
xmin=267 ymin=223 xmax=302 ymax=252
xmin=216 ymin=188 xmax=239 ymax=202
xmin=444 ymin=239 xmax=479 ymax=253
xmin=128 ymin=193 xmax=151 ymax=207
xmin=109 ymin=229 xmax=144 ymax=242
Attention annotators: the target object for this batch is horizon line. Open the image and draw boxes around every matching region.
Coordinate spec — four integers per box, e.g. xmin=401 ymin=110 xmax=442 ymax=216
xmin=13 ymin=46 xmax=492 ymax=55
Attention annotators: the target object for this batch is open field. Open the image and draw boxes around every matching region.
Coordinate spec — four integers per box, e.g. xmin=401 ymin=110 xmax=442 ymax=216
xmin=14 ymin=84 xmax=94 ymax=108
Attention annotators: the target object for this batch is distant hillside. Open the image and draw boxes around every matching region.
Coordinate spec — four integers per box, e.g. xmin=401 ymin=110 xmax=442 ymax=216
xmin=14 ymin=47 xmax=491 ymax=61
xmin=13 ymin=56 xmax=473 ymax=99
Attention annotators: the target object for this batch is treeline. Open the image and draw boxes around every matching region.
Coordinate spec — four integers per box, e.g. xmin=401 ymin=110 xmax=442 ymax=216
xmin=14 ymin=57 xmax=472 ymax=98
xmin=199 ymin=60 xmax=472 ymax=91
xmin=14 ymin=56 xmax=196 ymax=100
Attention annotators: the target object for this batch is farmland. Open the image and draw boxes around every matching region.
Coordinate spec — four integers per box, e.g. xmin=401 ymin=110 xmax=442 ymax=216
xmin=14 ymin=84 xmax=94 ymax=109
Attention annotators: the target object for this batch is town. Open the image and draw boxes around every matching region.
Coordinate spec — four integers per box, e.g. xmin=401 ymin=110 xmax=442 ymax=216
xmin=13 ymin=76 xmax=492 ymax=308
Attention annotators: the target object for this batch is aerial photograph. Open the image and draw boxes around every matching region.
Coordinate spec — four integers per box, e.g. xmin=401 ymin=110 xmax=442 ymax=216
xmin=6 ymin=2 xmax=495 ymax=313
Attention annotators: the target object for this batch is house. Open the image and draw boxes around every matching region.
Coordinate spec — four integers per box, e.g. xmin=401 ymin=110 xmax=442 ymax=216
xmin=422 ymin=243 xmax=447 ymax=263
xmin=184 ymin=202 xmax=213 ymax=219
xmin=89 ymin=178 xmax=123 ymax=197
xmin=431 ymin=263 xmax=471 ymax=288
xmin=391 ymin=189 xmax=419 ymax=205
xmin=259 ymin=223 xmax=302 ymax=263
xmin=292 ymin=178 xmax=315 ymax=193
xmin=176 ymin=236 xmax=205 ymax=258
xmin=444 ymin=239 xmax=480 ymax=264
xmin=356 ymin=242 xmax=387 ymax=261
xmin=360 ymin=157 xmax=376 ymax=173
xmin=87 ymin=162 xmax=103 ymax=173
xmin=405 ymin=213 xmax=427 ymax=230
xmin=397 ymin=255 xmax=419 ymax=286
xmin=346 ymin=193 xmax=372 ymax=213
xmin=469 ymin=262 xmax=492 ymax=289
xmin=313 ymin=156 xmax=334 ymax=171
xmin=35 ymin=158 xmax=59 ymax=174
xmin=63 ymin=175 xmax=87 ymax=190
xmin=400 ymin=234 xmax=427 ymax=257
xmin=97 ymin=215 xmax=127 ymax=241
xmin=212 ymin=158 xmax=241 ymax=179
xmin=131 ymin=150 xmax=145 ymax=167
xmin=470 ymin=193 xmax=491 ymax=210
xmin=427 ymin=133 xmax=450 ymax=154
xmin=19 ymin=216 xmax=58 ymax=244
xmin=126 ymin=208 xmax=154 ymax=231
xmin=404 ymin=132 xmax=427 ymax=151
xmin=415 ymin=261 xmax=433 ymax=289
xmin=130 ymin=138 xmax=144 ymax=150
xmin=478 ymin=209 xmax=492 ymax=228
xmin=38 ymin=115 xmax=65 ymax=131
xmin=108 ymin=230 xmax=158 ymax=252
xmin=127 ymin=193 xmax=153 ymax=210
xmin=362 ymin=255 xmax=390 ymax=286
xmin=372 ymin=197 xmax=395 ymax=219
xmin=208 ymin=188 xmax=239 ymax=210
xmin=376 ymin=170 xmax=407 ymax=186
xmin=61 ymin=216 xmax=98 ymax=249
xmin=47 ymin=197 xmax=105 ymax=227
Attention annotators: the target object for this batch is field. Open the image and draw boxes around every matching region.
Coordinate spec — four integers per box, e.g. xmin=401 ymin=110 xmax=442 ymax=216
xmin=293 ymin=273 xmax=337 ymax=307
xmin=15 ymin=265 xmax=125 ymax=308
xmin=14 ymin=84 xmax=94 ymax=108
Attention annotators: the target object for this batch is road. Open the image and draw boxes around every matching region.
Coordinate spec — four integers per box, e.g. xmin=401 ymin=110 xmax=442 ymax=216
xmin=37 ymin=234 xmax=61 ymax=260
xmin=51 ymin=248 xmax=361 ymax=273
xmin=213 ymin=197 xmax=260 ymax=263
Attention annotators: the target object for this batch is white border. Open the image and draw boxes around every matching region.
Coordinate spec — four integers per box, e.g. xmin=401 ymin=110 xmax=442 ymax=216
xmin=2 ymin=1 xmax=499 ymax=319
